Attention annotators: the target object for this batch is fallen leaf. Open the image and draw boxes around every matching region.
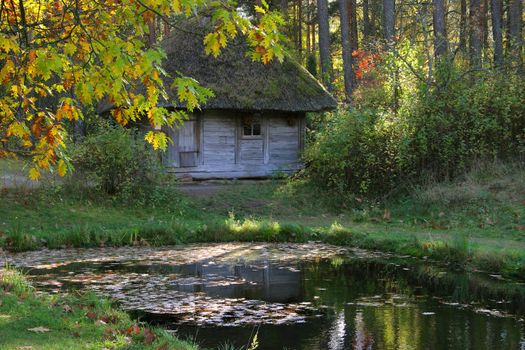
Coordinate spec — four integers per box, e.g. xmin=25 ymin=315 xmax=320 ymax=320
xmin=103 ymin=327 xmax=116 ymax=340
xmin=28 ymin=326 xmax=51 ymax=333
xmin=71 ymin=331 xmax=80 ymax=338
xmin=86 ymin=311 xmax=97 ymax=319
xmin=125 ymin=324 xmax=141 ymax=336
xmin=156 ymin=344 xmax=169 ymax=350
xmin=62 ymin=304 xmax=73 ymax=313
xmin=143 ymin=328 xmax=157 ymax=344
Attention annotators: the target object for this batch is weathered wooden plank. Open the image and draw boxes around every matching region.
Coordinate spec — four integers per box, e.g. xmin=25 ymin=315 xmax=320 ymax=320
xmin=240 ymin=139 xmax=264 ymax=162
xmin=178 ymin=120 xmax=198 ymax=152
xmin=268 ymin=116 xmax=299 ymax=163
xmin=202 ymin=114 xmax=236 ymax=165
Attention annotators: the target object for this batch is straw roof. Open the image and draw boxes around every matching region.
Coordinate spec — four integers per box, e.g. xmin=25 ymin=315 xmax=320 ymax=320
xmin=155 ymin=18 xmax=337 ymax=113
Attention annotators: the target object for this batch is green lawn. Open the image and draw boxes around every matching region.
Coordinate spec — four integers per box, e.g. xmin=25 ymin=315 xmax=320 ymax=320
xmin=0 ymin=269 xmax=196 ymax=350
xmin=1 ymin=159 xmax=524 ymax=279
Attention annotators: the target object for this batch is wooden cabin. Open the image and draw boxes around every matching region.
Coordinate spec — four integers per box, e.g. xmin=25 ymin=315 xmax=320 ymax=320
xmin=102 ymin=19 xmax=337 ymax=179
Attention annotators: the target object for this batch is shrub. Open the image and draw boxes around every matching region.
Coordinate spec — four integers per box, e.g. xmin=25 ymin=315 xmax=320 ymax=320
xmin=71 ymin=123 xmax=176 ymax=205
xmin=304 ymin=70 xmax=525 ymax=197
xmin=304 ymin=108 xmax=408 ymax=196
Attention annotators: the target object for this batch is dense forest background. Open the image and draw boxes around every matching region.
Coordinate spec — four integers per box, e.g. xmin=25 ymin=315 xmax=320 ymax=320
xmin=74 ymin=0 xmax=525 ymax=197
xmin=240 ymin=0 xmax=525 ymax=197
xmin=1 ymin=0 xmax=524 ymax=198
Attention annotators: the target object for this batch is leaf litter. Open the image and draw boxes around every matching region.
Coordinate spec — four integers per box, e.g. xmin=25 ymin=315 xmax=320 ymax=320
xmin=6 ymin=243 xmax=371 ymax=326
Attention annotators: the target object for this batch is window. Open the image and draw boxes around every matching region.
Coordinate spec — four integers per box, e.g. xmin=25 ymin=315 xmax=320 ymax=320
xmin=242 ymin=116 xmax=262 ymax=137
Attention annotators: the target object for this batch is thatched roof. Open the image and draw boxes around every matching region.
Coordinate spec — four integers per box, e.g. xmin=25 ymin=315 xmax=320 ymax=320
xmin=98 ymin=19 xmax=336 ymax=114
xmin=159 ymin=22 xmax=337 ymax=112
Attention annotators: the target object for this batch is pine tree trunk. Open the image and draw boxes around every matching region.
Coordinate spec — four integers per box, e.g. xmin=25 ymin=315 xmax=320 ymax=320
xmin=508 ymin=0 xmax=523 ymax=68
xmin=349 ymin=0 xmax=358 ymax=51
xmin=340 ymin=0 xmax=354 ymax=101
xmin=317 ymin=0 xmax=333 ymax=89
xmin=383 ymin=0 xmax=395 ymax=41
xmin=298 ymin=0 xmax=303 ymax=56
xmin=432 ymin=0 xmax=448 ymax=59
xmin=371 ymin=0 xmax=378 ymax=37
xmin=491 ymin=0 xmax=503 ymax=66
xmin=459 ymin=0 xmax=467 ymax=53
xmin=363 ymin=0 xmax=372 ymax=40
xmin=469 ymin=0 xmax=483 ymax=67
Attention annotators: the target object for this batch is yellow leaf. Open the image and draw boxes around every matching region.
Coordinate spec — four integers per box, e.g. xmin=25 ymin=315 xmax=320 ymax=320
xmin=29 ymin=168 xmax=41 ymax=181
xmin=63 ymin=43 xmax=76 ymax=56
xmin=57 ymin=159 xmax=67 ymax=177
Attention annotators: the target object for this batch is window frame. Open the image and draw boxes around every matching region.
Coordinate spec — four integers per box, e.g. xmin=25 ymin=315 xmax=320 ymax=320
xmin=241 ymin=116 xmax=263 ymax=139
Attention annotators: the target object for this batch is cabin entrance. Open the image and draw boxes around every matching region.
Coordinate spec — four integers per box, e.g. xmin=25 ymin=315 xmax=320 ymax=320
xmin=177 ymin=118 xmax=199 ymax=167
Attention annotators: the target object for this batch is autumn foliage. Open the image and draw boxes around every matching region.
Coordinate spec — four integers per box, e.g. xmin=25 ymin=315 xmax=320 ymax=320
xmin=352 ymin=49 xmax=382 ymax=80
xmin=0 ymin=0 xmax=285 ymax=179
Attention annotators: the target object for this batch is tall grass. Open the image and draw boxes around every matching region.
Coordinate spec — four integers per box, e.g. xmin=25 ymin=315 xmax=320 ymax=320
xmin=0 ymin=263 xmax=33 ymax=295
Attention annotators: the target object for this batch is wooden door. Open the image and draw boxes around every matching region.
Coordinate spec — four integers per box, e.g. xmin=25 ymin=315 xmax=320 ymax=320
xmin=178 ymin=119 xmax=199 ymax=167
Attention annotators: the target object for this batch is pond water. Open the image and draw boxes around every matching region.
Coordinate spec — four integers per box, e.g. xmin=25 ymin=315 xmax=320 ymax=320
xmin=7 ymin=243 xmax=525 ymax=350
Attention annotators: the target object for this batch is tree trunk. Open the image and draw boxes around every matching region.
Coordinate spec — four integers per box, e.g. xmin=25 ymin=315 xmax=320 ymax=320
xmin=491 ymin=0 xmax=503 ymax=66
xmin=340 ymin=0 xmax=354 ymax=102
xmin=508 ymin=0 xmax=523 ymax=68
xmin=432 ymin=0 xmax=448 ymax=59
xmin=148 ymin=16 xmax=156 ymax=47
xmin=459 ymin=0 xmax=467 ymax=53
xmin=469 ymin=0 xmax=483 ymax=67
xmin=312 ymin=22 xmax=317 ymax=51
xmin=298 ymin=0 xmax=303 ymax=55
xmin=383 ymin=0 xmax=395 ymax=42
xmin=281 ymin=0 xmax=289 ymax=17
xmin=307 ymin=8 xmax=311 ymax=52
xmin=349 ymin=0 xmax=358 ymax=52
xmin=482 ymin=0 xmax=489 ymax=54
xmin=317 ymin=0 xmax=333 ymax=89
xmin=363 ymin=0 xmax=372 ymax=40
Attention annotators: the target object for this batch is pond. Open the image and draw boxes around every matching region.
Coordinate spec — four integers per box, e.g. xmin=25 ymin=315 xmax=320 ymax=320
xmin=6 ymin=243 xmax=525 ymax=350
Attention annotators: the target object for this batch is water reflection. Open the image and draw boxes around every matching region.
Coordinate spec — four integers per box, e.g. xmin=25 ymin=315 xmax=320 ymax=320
xmin=6 ymin=243 xmax=525 ymax=350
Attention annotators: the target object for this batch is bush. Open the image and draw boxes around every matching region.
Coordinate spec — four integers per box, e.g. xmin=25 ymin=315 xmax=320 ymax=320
xmin=71 ymin=123 xmax=176 ymax=205
xmin=304 ymin=70 xmax=525 ymax=197
xmin=304 ymin=108 xmax=408 ymax=196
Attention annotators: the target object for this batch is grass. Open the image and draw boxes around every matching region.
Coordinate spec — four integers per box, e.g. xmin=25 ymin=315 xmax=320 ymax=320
xmin=0 ymin=266 xmax=198 ymax=350
xmin=0 ymin=159 xmax=524 ymax=280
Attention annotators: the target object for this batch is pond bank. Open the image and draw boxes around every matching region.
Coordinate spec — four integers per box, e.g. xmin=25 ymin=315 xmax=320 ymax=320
xmin=5 ymin=243 xmax=525 ymax=350
xmin=0 ymin=268 xmax=197 ymax=350
xmin=1 ymin=163 xmax=524 ymax=282
xmin=1 ymin=215 xmax=524 ymax=283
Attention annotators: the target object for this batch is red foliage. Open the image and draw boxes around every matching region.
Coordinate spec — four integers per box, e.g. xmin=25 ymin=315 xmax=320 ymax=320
xmin=352 ymin=50 xmax=382 ymax=80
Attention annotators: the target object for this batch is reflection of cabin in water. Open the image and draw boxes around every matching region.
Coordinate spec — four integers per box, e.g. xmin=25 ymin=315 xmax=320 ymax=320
xmin=156 ymin=20 xmax=337 ymax=179
xmin=174 ymin=260 xmax=303 ymax=303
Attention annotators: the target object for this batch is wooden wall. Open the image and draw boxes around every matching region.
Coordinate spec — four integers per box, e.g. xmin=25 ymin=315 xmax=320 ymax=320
xmin=164 ymin=110 xmax=305 ymax=179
